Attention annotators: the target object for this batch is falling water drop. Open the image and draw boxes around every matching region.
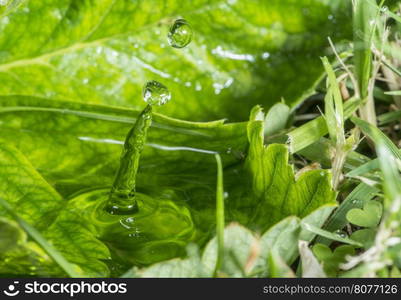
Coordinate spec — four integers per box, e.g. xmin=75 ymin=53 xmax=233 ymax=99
xmin=143 ymin=80 xmax=171 ymax=106
xmin=167 ymin=19 xmax=193 ymax=48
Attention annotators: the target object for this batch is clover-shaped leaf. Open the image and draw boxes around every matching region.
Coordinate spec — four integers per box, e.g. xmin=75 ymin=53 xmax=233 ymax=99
xmin=312 ymin=244 xmax=355 ymax=277
xmin=346 ymin=201 xmax=383 ymax=228
xmin=350 ymin=229 xmax=376 ymax=249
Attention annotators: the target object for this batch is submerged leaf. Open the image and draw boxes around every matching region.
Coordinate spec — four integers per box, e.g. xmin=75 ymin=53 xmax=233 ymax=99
xmin=0 ymin=218 xmax=58 ymax=277
xmin=0 ymin=144 xmax=108 ymax=277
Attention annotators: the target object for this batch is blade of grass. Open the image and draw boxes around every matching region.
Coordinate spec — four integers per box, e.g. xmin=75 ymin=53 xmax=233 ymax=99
xmin=351 ymin=116 xmax=401 ymax=160
xmin=378 ymin=110 xmax=401 ymax=125
xmin=386 ymin=8 xmax=401 ymax=24
xmin=353 ymin=0 xmax=383 ymax=125
xmin=301 ymin=222 xmax=363 ymax=247
xmin=341 ymin=125 xmax=401 ymax=274
xmin=214 ymin=153 xmax=225 ymax=277
xmin=346 ymin=158 xmax=380 ymax=177
xmin=316 ymin=182 xmax=379 ymax=245
xmin=288 ymin=98 xmax=361 ymax=153
xmin=385 ymin=91 xmax=401 ymax=96
xmin=376 ymin=142 xmax=401 ymax=208
xmin=322 ymin=56 xmax=348 ymax=189
xmin=353 ymin=0 xmax=377 ymax=99
xmin=0 ymin=197 xmax=82 ymax=278
xmin=382 ymin=60 xmax=401 ymax=78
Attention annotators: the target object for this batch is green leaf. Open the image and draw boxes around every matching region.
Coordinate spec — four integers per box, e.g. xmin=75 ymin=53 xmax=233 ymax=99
xmin=242 ymin=107 xmax=337 ymax=232
xmin=0 ymin=0 xmax=25 ymax=17
xmin=0 ymin=143 xmax=64 ymax=229
xmin=0 ymin=95 xmax=248 ymax=197
xmin=136 ymin=257 xmax=199 ymax=278
xmin=0 ymin=0 xmax=351 ymax=121
xmin=0 ymin=217 xmax=58 ymax=277
xmin=267 ymin=250 xmax=295 ymax=278
xmin=301 ymin=222 xmax=362 ymax=247
xmin=255 ymin=205 xmax=336 ymax=276
xmin=318 ymin=182 xmax=378 ymax=244
xmin=288 ymin=98 xmax=361 ymax=153
xmin=321 ymin=56 xmax=344 ymax=144
xmin=258 ymin=217 xmax=301 ymax=267
xmin=299 ymin=240 xmax=326 ymax=278
xmin=351 ymin=116 xmax=401 ymax=161
xmin=346 ymin=200 xmax=383 ymax=228
xmin=43 ymin=204 xmax=111 ymax=277
xmin=349 ymin=228 xmax=376 ymax=249
xmin=201 ymin=223 xmax=257 ymax=277
xmin=385 ymin=91 xmax=401 ymax=96
xmin=264 ymin=103 xmax=290 ymax=137
xmin=353 ymin=0 xmax=377 ymax=99
xmin=0 ymin=197 xmax=82 ymax=278
xmin=346 ymin=159 xmax=380 ymax=178
xmin=214 ymin=153 xmax=225 ymax=276
xmin=0 ymin=140 xmax=110 ymax=277
xmin=0 ymin=217 xmax=24 ymax=252
xmin=312 ymin=244 xmax=355 ymax=277
xmin=133 ymin=244 xmax=206 ymax=278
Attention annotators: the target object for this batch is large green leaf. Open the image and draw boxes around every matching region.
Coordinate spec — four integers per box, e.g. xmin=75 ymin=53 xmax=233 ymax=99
xmin=0 ymin=0 xmax=25 ymax=17
xmin=0 ymin=95 xmax=248 ymax=197
xmin=0 ymin=217 xmax=59 ymax=277
xmin=0 ymin=0 xmax=351 ymax=121
xmin=43 ymin=205 xmax=111 ymax=277
xmin=0 ymin=143 xmax=110 ymax=277
xmin=132 ymin=206 xmax=335 ymax=278
xmin=0 ymin=143 xmax=64 ymax=229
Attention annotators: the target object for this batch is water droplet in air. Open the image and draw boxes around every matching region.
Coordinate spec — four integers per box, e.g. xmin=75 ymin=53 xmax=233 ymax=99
xmin=167 ymin=19 xmax=193 ymax=48
xmin=143 ymin=80 xmax=171 ymax=106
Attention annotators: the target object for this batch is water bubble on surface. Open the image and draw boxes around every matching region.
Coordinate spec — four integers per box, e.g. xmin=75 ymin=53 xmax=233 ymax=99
xmin=167 ymin=19 xmax=193 ymax=49
xmin=143 ymin=80 xmax=171 ymax=106
xmin=334 ymin=230 xmax=347 ymax=238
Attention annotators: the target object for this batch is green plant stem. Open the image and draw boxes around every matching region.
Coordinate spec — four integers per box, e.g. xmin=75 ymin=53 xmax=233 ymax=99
xmin=359 ymin=95 xmax=377 ymax=126
xmin=332 ymin=147 xmax=347 ymax=190
xmin=214 ymin=153 xmax=225 ymax=277
xmin=106 ymin=104 xmax=153 ymax=215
